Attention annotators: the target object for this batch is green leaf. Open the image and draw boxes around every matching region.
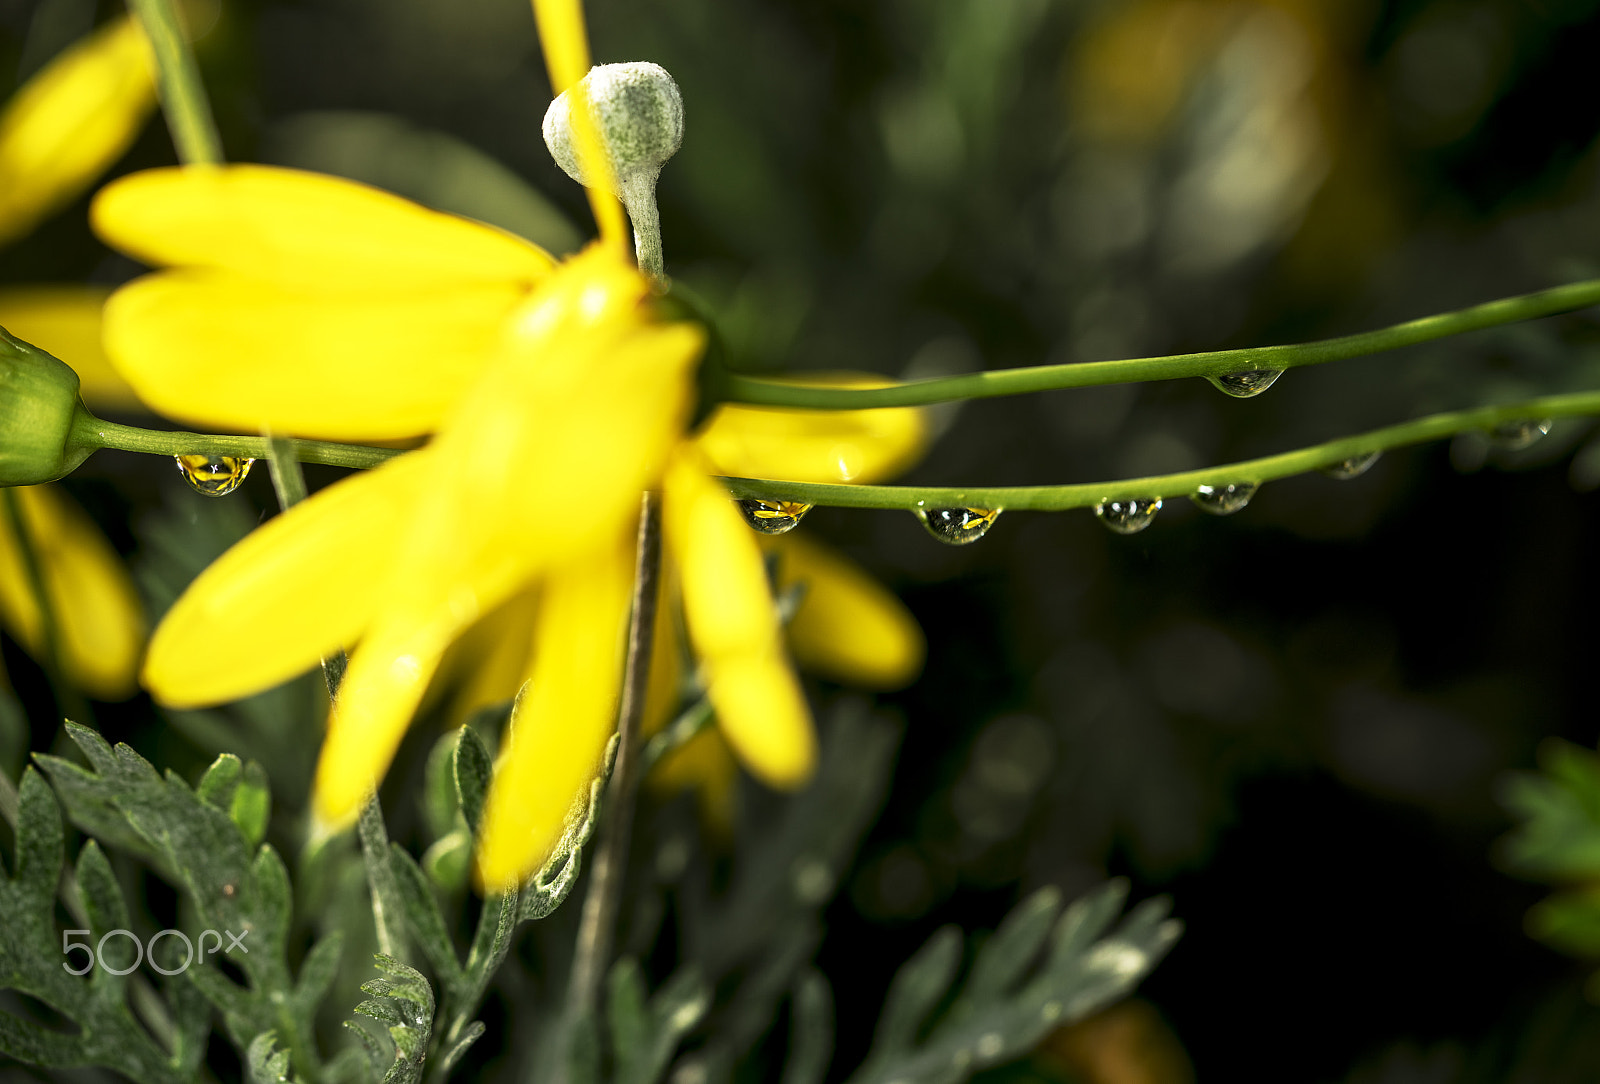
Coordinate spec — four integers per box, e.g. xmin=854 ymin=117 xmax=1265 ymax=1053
xmin=1527 ymin=887 xmax=1600 ymax=956
xmin=423 ymin=731 xmax=462 ymax=841
xmin=868 ymin=926 xmax=962 ymax=1059
xmin=387 ymin=843 xmax=463 ymax=989
xmin=422 ymin=828 xmax=472 ymax=894
xmin=846 ymin=881 xmax=1180 ymax=1084
xmin=197 ymin=753 xmax=243 ymax=810
xmin=781 ymin=969 xmax=834 ymax=1084
xmin=453 ymin=727 xmax=493 ymax=835
xmin=232 ymin=761 xmax=272 ymax=850
xmin=248 ymin=1031 xmax=293 ymax=1084
xmin=0 ymin=769 xmax=187 ymax=1084
xmin=1499 ymin=740 xmax=1600 ymax=880
xmin=360 ymin=798 xmax=409 ymax=962
xmin=349 ymin=954 xmax=435 ymax=1084
xmin=28 ymin=725 xmax=331 ymax=1078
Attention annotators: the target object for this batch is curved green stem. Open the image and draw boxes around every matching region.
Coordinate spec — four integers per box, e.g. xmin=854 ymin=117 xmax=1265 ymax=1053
xmin=719 ymin=391 xmax=1600 ymax=511
xmin=73 ymin=412 xmax=405 ymax=470
xmin=720 ymin=280 xmax=1600 ymax=410
xmin=127 ymin=0 xmax=223 ymax=166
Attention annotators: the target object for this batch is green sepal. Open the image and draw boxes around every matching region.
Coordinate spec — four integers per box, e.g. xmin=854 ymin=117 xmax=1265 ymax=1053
xmin=0 ymin=326 xmax=94 ymax=485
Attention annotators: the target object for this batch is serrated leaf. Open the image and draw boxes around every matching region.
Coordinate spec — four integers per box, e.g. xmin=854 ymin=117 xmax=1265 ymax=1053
xmin=348 ymin=955 xmax=434 ymax=1084
xmin=453 ymin=727 xmax=493 ymax=835
xmin=962 ymin=887 xmax=1062 ymax=1005
xmin=845 ymin=881 xmax=1178 ymax=1084
xmin=248 ymin=1030 xmax=292 ymax=1084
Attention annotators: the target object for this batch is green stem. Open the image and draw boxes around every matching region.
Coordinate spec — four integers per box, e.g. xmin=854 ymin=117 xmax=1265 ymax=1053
xmin=73 ymin=412 xmax=404 ymax=470
xmin=264 ymin=436 xmax=309 ymax=508
xmin=720 ymin=390 xmax=1600 ymax=511
xmin=720 ymin=280 xmax=1600 ymax=410
xmin=126 ymin=0 xmax=223 ymax=165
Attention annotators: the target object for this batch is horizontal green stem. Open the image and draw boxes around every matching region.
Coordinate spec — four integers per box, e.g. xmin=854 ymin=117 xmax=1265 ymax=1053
xmin=720 ymin=391 xmax=1600 ymax=511
xmin=75 ymin=414 xmax=404 ymax=470
xmin=721 ymin=280 xmax=1600 ymax=410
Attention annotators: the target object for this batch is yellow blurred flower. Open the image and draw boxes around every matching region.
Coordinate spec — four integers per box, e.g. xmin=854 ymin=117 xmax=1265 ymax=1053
xmin=0 ymin=16 xmax=156 ymax=248
xmin=0 ymin=17 xmax=155 ymax=697
xmin=91 ymin=0 xmax=926 ymax=890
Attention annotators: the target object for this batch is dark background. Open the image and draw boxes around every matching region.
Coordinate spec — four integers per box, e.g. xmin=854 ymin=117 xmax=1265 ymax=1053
xmin=7 ymin=0 xmax=1600 ymax=1080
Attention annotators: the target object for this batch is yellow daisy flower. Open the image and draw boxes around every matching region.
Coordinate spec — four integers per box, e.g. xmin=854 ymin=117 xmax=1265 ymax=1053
xmin=92 ymin=0 xmax=925 ymax=889
xmin=0 ymin=16 xmax=155 ymax=698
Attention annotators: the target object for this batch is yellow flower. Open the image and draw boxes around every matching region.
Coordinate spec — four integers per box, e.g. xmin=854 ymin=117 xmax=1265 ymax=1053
xmin=92 ymin=0 xmax=924 ymax=890
xmin=0 ymin=18 xmax=155 ymax=697
xmin=0 ymin=16 xmax=156 ymax=248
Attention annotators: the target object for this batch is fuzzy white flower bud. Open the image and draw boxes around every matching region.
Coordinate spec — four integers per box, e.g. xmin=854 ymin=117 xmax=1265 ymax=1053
xmin=543 ymin=62 xmax=684 ymax=281
xmin=542 ymin=61 xmax=684 ymax=195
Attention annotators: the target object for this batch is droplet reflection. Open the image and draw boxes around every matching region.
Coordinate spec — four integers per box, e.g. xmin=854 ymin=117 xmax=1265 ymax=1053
xmin=175 ymin=455 xmax=253 ymax=496
xmin=1191 ymin=481 xmax=1257 ymax=515
xmin=735 ymin=498 xmax=812 ymax=535
xmin=917 ymin=506 xmax=1000 ymax=545
xmin=1322 ymin=451 xmax=1380 ymax=480
xmin=1207 ymin=369 xmax=1282 ymax=398
xmin=1095 ymin=497 xmax=1161 ymax=534
xmin=1490 ymin=418 xmax=1552 ymax=450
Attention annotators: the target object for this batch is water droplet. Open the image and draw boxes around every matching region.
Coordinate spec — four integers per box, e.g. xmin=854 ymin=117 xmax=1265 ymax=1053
xmin=1191 ymin=481 xmax=1257 ymax=516
xmin=1207 ymin=369 xmax=1282 ymax=398
xmin=917 ymin=506 xmax=1000 ymax=545
xmin=175 ymin=454 xmax=253 ymax=496
xmin=1323 ymin=451 xmax=1380 ymax=480
xmin=1094 ymin=497 xmax=1161 ymax=534
xmin=735 ymin=498 xmax=812 ymax=535
xmin=1490 ymin=418 xmax=1552 ymax=450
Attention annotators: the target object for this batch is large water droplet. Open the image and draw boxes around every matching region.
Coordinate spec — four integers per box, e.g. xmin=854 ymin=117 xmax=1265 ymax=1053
xmin=1207 ymin=369 xmax=1282 ymax=398
xmin=1095 ymin=497 xmax=1161 ymax=534
xmin=1490 ymin=418 xmax=1552 ymax=450
xmin=1322 ymin=451 xmax=1380 ymax=480
xmin=175 ymin=454 xmax=253 ymax=496
xmin=736 ymin=498 xmax=812 ymax=535
xmin=917 ymin=506 xmax=1000 ymax=545
xmin=1191 ymin=481 xmax=1257 ymax=515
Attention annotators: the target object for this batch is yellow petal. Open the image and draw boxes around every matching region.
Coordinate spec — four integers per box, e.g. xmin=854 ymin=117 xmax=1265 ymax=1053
xmin=92 ymin=164 xmax=555 ymax=290
xmin=102 ymin=271 xmax=529 ymax=439
xmin=704 ymin=648 xmax=814 ymax=789
xmin=0 ymin=486 xmax=143 ymax=699
xmin=0 ymin=286 xmax=144 ymax=412
xmin=476 ymin=536 xmax=633 ymax=890
xmin=772 ymin=533 xmax=925 ymax=690
xmin=663 ymin=446 xmax=815 ymax=788
xmin=432 ymin=586 xmax=539 ymax=726
xmin=529 ymin=0 xmax=627 ymax=250
xmin=416 ymin=248 xmax=702 ymax=571
xmin=0 ymin=16 xmax=155 ymax=248
xmin=143 ymin=449 xmax=434 ymax=708
xmin=695 ymin=373 xmax=928 ymax=484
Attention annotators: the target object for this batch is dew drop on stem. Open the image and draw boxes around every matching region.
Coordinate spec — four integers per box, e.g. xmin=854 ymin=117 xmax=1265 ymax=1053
xmin=735 ymin=498 xmax=812 ymax=534
xmin=1207 ymin=369 xmax=1282 ymax=398
xmin=1322 ymin=451 xmax=1380 ymax=480
xmin=1095 ymin=497 xmax=1161 ymax=534
xmin=917 ymin=506 xmax=1000 ymax=545
xmin=1490 ymin=418 xmax=1552 ymax=450
xmin=1191 ymin=481 xmax=1257 ymax=515
xmin=175 ymin=454 xmax=253 ymax=496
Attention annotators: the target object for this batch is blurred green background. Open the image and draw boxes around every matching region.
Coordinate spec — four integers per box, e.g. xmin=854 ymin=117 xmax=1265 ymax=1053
xmin=9 ymin=0 xmax=1600 ymax=1080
